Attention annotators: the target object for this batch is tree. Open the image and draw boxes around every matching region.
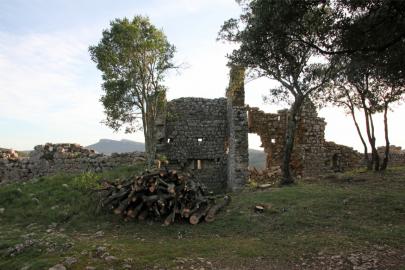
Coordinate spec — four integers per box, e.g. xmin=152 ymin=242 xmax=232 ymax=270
xmin=292 ymin=0 xmax=405 ymax=77
xmin=219 ymin=0 xmax=334 ymax=184
xmin=371 ymin=73 xmax=405 ymax=170
xmin=323 ymin=71 xmax=370 ymax=167
xmin=325 ymin=54 xmax=405 ymax=171
xmin=89 ymin=16 xmax=175 ymax=168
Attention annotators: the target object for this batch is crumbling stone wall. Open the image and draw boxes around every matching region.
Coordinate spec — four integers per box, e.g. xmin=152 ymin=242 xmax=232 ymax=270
xmin=0 ymin=148 xmax=19 ymax=160
xmin=155 ymin=98 xmax=229 ymax=193
xmin=248 ymin=102 xmax=363 ymax=177
xmin=0 ymin=143 xmax=145 ymax=184
xmin=154 ymin=66 xmax=249 ymax=193
xmin=383 ymin=153 xmax=405 ymax=166
xmin=226 ymin=66 xmax=249 ymax=190
xmin=376 ymin=145 xmax=405 ymax=166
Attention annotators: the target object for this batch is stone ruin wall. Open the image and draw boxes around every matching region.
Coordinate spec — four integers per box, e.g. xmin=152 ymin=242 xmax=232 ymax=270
xmin=248 ymin=102 xmax=364 ymax=177
xmin=154 ymin=66 xmax=249 ymax=193
xmin=155 ymin=98 xmax=229 ymax=193
xmin=154 ymin=96 xmax=249 ymax=193
xmin=376 ymin=145 xmax=405 ymax=166
xmin=382 ymin=153 xmax=405 ymax=166
xmin=226 ymin=66 xmax=250 ymax=190
xmin=0 ymin=143 xmax=145 ymax=184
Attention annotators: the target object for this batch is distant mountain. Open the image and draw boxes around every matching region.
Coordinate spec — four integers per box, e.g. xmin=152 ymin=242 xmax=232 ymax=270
xmin=86 ymin=139 xmax=145 ymax=154
xmin=249 ymin=149 xmax=266 ymax=169
xmin=87 ymin=139 xmax=266 ymax=168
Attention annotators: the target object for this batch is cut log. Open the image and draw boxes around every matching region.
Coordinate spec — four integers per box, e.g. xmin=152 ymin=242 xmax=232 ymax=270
xmin=205 ymin=196 xmax=231 ymax=222
xmin=127 ymin=202 xmax=144 ymax=219
xmin=254 ymin=205 xmax=265 ymax=213
xmin=164 ymin=210 xmax=176 ymax=226
xmin=137 ymin=209 xmax=148 ymax=221
xmin=257 ymin=183 xmax=272 ymax=189
xmin=189 ymin=204 xmax=210 ymax=225
xmin=113 ymin=197 xmax=130 ymax=215
xmin=102 ymin=189 xmax=130 ymax=206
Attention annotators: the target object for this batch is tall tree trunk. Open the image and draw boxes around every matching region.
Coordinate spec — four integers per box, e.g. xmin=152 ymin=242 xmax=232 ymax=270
xmin=362 ymin=106 xmax=374 ymax=170
xmin=281 ymin=96 xmax=304 ymax=185
xmin=368 ymin=112 xmax=380 ymax=171
xmin=359 ymin=74 xmax=379 ymax=170
xmin=141 ymin=109 xmax=151 ymax=169
xmin=381 ymin=104 xmax=390 ymax=170
xmin=144 ymin=100 xmax=156 ymax=169
xmin=349 ymin=107 xmax=369 ymax=166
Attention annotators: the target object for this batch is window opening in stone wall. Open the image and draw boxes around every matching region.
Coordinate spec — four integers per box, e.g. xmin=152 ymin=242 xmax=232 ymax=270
xmin=194 ymin=159 xmax=203 ymax=170
xmin=332 ymin=153 xmax=342 ymax=172
xmin=197 ymin=137 xmax=203 ymax=143
xmin=167 ymin=138 xmax=174 ymax=143
xmin=271 ymin=138 xmax=276 ymax=144
xmin=248 ymin=133 xmax=266 ymax=170
xmin=277 ymin=115 xmax=281 ymax=121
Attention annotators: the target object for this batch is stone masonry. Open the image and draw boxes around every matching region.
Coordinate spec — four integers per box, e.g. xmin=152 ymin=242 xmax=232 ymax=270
xmin=248 ymin=102 xmax=364 ymax=177
xmin=155 ymin=66 xmax=249 ymax=193
xmin=0 ymin=143 xmax=145 ymax=184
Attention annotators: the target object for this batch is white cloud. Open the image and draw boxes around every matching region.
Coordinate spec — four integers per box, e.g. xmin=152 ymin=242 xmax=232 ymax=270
xmin=0 ymin=29 xmax=138 ymax=150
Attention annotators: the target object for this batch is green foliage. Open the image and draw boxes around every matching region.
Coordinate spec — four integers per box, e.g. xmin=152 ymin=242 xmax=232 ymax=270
xmin=0 ymin=165 xmax=145 ymax=227
xmin=0 ymin=174 xmax=95 ymax=226
xmin=89 ymin=16 xmax=175 ymax=168
xmin=89 ymin=16 xmax=175 ymax=132
xmin=156 ymin=154 xmax=168 ymax=162
xmin=222 ymin=1 xmax=331 ymax=100
xmin=71 ymin=172 xmax=102 ymax=191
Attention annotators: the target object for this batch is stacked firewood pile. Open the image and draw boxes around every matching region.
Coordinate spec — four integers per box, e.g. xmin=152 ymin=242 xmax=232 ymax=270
xmin=97 ymin=169 xmax=230 ymax=225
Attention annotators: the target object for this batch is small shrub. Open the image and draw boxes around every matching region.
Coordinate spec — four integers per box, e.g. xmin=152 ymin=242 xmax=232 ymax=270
xmin=71 ymin=172 xmax=101 ymax=190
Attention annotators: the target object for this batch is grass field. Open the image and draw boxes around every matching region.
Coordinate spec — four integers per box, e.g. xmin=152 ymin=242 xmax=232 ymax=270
xmin=0 ymin=165 xmax=404 ymax=269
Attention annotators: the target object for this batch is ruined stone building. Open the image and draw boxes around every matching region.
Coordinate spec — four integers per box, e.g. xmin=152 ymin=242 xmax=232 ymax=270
xmin=154 ymin=66 xmax=365 ymax=192
xmin=2 ymin=67 xmax=404 ymax=190
xmin=248 ymin=102 xmax=363 ymax=177
xmin=154 ymin=66 xmax=249 ymax=193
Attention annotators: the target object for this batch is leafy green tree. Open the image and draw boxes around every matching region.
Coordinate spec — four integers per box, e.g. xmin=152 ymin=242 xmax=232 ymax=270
xmin=220 ymin=0 xmax=334 ymax=184
xmin=89 ymin=16 xmax=175 ymax=168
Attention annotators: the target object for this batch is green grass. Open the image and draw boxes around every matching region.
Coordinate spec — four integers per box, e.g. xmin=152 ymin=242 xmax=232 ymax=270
xmin=0 ymin=165 xmax=404 ymax=269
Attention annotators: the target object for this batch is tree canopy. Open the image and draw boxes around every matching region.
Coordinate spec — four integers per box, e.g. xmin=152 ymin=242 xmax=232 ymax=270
xmin=220 ymin=0 xmax=335 ymax=184
xmin=89 ymin=16 xmax=175 ymax=167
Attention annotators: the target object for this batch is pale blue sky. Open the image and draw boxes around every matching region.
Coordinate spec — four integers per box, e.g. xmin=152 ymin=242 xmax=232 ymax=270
xmin=1 ymin=0 xmax=404 ymax=151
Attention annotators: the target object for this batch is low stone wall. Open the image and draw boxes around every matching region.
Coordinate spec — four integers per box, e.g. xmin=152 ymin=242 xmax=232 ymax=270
xmin=386 ymin=153 xmax=405 ymax=166
xmin=322 ymin=142 xmax=363 ymax=174
xmin=0 ymin=143 xmax=145 ymax=184
xmin=0 ymin=148 xmax=19 ymax=160
xmin=376 ymin=145 xmax=405 ymax=167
